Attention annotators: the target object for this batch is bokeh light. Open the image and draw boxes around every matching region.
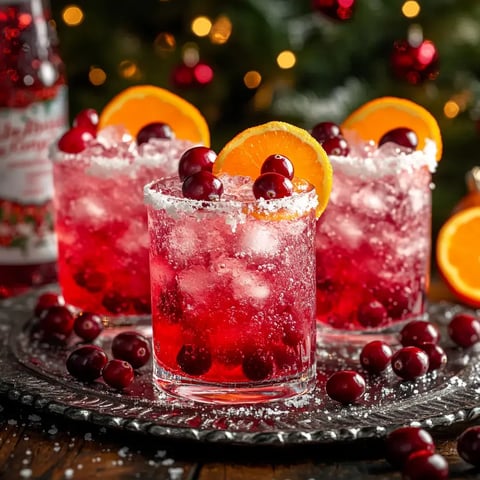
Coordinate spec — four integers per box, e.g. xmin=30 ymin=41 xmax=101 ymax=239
xmin=61 ymin=5 xmax=84 ymax=26
xmin=89 ymin=66 xmax=106 ymax=86
xmin=243 ymin=71 xmax=262 ymax=89
xmin=444 ymin=100 xmax=460 ymax=119
xmin=402 ymin=1 xmax=421 ymax=18
xmin=192 ymin=16 xmax=212 ymax=37
xmin=209 ymin=15 xmax=232 ymax=44
xmin=277 ymin=50 xmax=296 ymax=69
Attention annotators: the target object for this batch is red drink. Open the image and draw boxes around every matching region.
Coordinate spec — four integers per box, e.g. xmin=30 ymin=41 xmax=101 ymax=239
xmin=52 ymin=126 xmax=193 ymax=321
xmin=0 ymin=0 xmax=68 ymax=297
xmin=145 ymin=174 xmax=318 ymax=403
xmin=315 ymin=139 xmax=436 ymax=332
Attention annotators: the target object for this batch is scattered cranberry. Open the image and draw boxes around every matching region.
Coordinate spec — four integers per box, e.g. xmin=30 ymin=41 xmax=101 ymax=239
xmin=379 ymin=127 xmax=418 ymax=150
xmin=400 ymin=320 xmax=440 ymax=347
xmin=57 ymin=127 xmax=95 ymax=153
xmin=311 ymin=121 xmax=342 ymax=143
xmin=326 ymin=370 xmax=366 ymax=404
xmin=73 ymin=312 xmax=104 ymax=342
xmin=34 ymin=292 xmax=64 ymax=317
xmin=136 ymin=122 xmax=174 ymax=144
xmin=402 ymin=450 xmax=448 ymax=480
xmin=101 ymin=291 xmax=131 ymax=314
xmin=242 ymin=349 xmax=275 ymax=381
xmin=38 ymin=305 xmax=75 ymax=341
xmin=178 ymin=146 xmax=217 ymax=181
xmin=419 ymin=342 xmax=447 ymax=372
xmin=457 ymin=426 xmax=480 ymax=466
xmin=73 ymin=108 xmax=99 ymax=133
xmin=391 ymin=346 xmax=429 ymax=380
xmin=102 ymin=359 xmax=134 ymax=389
xmin=260 ymin=154 xmax=294 ymax=180
xmin=448 ymin=313 xmax=480 ymax=348
xmin=73 ymin=268 xmax=107 ymax=293
xmin=385 ymin=426 xmax=435 ymax=467
xmin=252 ymin=172 xmax=293 ymax=200
xmin=321 ymin=136 xmax=350 ymax=156
xmin=66 ymin=345 xmax=108 ymax=382
xmin=182 ymin=171 xmax=224 ymax=201
xmin=176 ymin=344 xmax=212 ymax=376
xmin=360 ymin=340 xmax=393 ymax=374
xmin=111 ymin=331 xmax=151 ymax=369
xmin=357 ymin=300 xmax=388 ymax=328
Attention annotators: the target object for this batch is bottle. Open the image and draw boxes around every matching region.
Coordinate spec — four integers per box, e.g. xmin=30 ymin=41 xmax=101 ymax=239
xmin=0 ymin=0 xmax=68 ymax=298
xmin=452 ymin=167 xmax=480 ymax=214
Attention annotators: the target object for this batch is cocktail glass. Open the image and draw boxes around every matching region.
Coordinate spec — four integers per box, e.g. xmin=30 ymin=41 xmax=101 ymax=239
xmin=145 ymin=174 xmax=318 ymax=404
xmin=315 ymin=138 xmax=437 ymax=333
xmin=51 ymin=126 xmax=193 ymax=324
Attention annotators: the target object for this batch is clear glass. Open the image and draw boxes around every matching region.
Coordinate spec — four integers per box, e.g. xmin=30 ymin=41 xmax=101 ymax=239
xmin=145 ymin=174 xmax=318 ymax=404
xmin=51 ymin=127 xmax=193 ymax=324
xmin=315 ymin=139 xmax=436 ymax=334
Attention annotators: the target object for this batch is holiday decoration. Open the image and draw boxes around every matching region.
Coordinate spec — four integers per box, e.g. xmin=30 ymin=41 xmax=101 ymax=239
xmin=390 ymin=39 xmax=439 ymax=85
xmin=171 ymin=61 xmax=214 ymax=89
xmin=311 ymin=0 xmax=355 ymax=21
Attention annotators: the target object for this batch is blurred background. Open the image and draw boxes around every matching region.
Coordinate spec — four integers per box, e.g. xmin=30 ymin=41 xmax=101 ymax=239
xmin=50 ymin=0 xmax=480 ymax=244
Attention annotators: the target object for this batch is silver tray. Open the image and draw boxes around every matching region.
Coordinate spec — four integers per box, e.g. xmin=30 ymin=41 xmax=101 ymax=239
xmin=1 ymin=287 xmax=480 ymax=446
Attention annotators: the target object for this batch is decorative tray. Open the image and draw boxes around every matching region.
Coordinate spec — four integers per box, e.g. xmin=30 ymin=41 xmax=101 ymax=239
xmin=1 ymin=287 xmax=480 ymax=446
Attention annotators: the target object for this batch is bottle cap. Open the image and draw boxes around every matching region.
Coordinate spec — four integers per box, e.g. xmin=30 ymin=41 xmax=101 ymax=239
xmin=466 ymin=167 xmax=480 ymax=192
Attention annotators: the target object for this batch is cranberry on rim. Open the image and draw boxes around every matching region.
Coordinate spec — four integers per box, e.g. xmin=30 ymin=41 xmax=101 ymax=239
xmin=73 ymin=108 xmax=99 ymax=133
xmin=260 ymin=154 xmax=294 ymax=180
xmin=178 ymin=146 xmax=217 ymax=181
xmin=136 ymin=122 xmax=174 ymax=145
xmin=325 ymin=370 xmax=366 ymax=404
xmin=384 ymin=426 xmax=435 ymax=467
xmin=253 ymin=172 xmax=293 ymax=200
xmin=321 ymin=136 xmax=350 ymax=156
xmin=399 ymin=320 xmax=440 ymax=347
xmin=379 ymin=127 xmax=418 ymax=150
xmin=57 ymin=127 xmax=95 ymax=154
xmin=311 ymin=121 xmax=342 ymax=144
xmin=182 ymin=171 xmax=224 ymax=201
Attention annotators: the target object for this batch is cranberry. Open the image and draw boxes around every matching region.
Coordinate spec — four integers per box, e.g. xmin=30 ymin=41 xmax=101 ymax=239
xmin=311 ymin=121 xmax=342 ymax=143
xmin=321 ymin=136 xmax=350 ymax=156
xmin=360 ymin=340 xmax=392 ymax=374
xmin=379 ymin=127 xmax=418 ymax=150
xmin=38 ymin=305 xmax=75 ymax=341
xmin=242 ymin=349 xmax=275 ymax=381
xmin=73 ymin=312 xmax=104 ymax=342
xmin=419 ymin=342 xmax=447 ymax=372
xmin=132 ymin=296 xmax=152 ymax=315
xmin=182 ymin=171 xmax=223 ymax=201
xmin=403 ymin=450 xmax=448 ymax=480
xmin=102 ymin=359 xmax=134 ymax=389
xmin=391 ymin=346 xmax=429 ymax=380
xmin=357 ymin=300 xmax=388 ymax=328
xmin=73 ymin=108 xmax=99 ymax=133
xmin=325 ymin=370 xmax=366 ymax=404
xmin=385 ymin=426 xmax=435 ymax=467
xmin=282 ymin=316 xmax=304 ymax=348
xmin=73 ymin=268 xmax=107 ymax=293
xmin=101 ymin=291 xmax=131 ymax=314
xmin=448 ymin=313 xmax=480 ymax=348
xmin=57 ymin=127 xmax=95 ymax=153
xmin=34 ymin=292 xmax=64 ymax=317
xmin=178 ymin=146 xmax=217 ymax=181
xmin=260 ymin=154 xmax=294 ymax=180
xmin=400 ymin=320 xmax=440 ymax=347
xmin=457 ymin=426 xmax=480 ymax=466
xmin=176 ymin=344 xmax=212 ymax=376
xmin=66 ymin=345 xmax=108 ymax=382
xmin=136 ymin=122 xmax=174 ymax=144
xmin=111 ymin=331 xmax=151 ymax=369
xmin=252 ymin=172 xmax=293 ymax=200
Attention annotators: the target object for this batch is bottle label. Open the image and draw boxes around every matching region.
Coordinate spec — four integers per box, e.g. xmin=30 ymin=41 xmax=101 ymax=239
xmin=0 ymin=86 xmax=68 ymax=265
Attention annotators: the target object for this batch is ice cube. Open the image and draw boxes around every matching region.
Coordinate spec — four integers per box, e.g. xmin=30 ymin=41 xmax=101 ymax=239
xmin=335 ymin=217 xmax=363 ymax=249
xmin=238 ymin=224 xmax=280 ymax=258
xmin=116 ymin=219 xmax=148 ymax=253
xmin=231 ymin=270 xmax=270 ymax=305
xmin=178 ymin=265 xmax=213 ymax=300
xmin=166 ymin=225 xmax=199 ymax=265
xmin=150 ymin=258 xmax=175 ymax=286
xmin=74 ymin=197 xmax=107 ymax=221
xmin=97 ymin=125 xmax=133 ymax=149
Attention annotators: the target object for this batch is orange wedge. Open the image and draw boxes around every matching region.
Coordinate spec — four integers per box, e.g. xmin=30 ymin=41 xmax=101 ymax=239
xmin=213 ymin=121 xmax=333 ymax=218
xmin=98 ymin=85 xmax=210 ymax=146
xmin=341 ymin=96 xmax=442 ymax=161
xmin=436 ymin=206 xmax=480 ymax=307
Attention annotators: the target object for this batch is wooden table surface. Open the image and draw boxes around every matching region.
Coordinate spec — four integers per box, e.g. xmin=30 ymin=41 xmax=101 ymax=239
xmin=1 ymin=282 xmax=480 ymax=480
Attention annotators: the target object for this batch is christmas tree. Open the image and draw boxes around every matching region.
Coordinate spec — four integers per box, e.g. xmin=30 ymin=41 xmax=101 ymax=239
xmin=51 ymin=0 xmax=480 ymax=239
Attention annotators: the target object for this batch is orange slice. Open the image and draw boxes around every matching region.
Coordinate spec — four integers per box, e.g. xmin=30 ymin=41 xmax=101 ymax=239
xmin=341 ymin=96 xmax=442 ymax=161
xmin=436 ymin=206 xmax=480 ymax=307
xmin=213 ymin=121 xmax=333 ymax=218
xmin=98 ymin=85 xmax=210 ymax=146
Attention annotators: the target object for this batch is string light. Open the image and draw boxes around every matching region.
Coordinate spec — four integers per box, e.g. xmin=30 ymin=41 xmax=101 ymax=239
xmin=209 ymin=15 xmax=232 ymax=45
xmin=154 ymin=32 xmax=176 ymax=55
xmin=89 ymin=66 xmax=106 ymax=86
xmin=277 ymin=50 xmax=296 ymax=69
xmin=118 ymin=60 xmax=140 ymax=79
xmin=191 ymin=16 xmax=212 ymax=37
xmin=182 ymin=43 xmax=199 ymax=67
xmin=61 ymin=5 xmax=84 ymax=27
xmin=444 ymin=100 xmax=460 ymax=119
xmin=243 ymin=71 xmax=262 ymax=89
xmin=402 ymin=1 xmax=420 ymax=18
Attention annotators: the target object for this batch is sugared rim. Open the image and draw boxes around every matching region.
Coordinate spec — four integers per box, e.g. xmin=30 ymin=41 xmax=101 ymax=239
xmin=143 ymin=175 xmax=318 ymax=218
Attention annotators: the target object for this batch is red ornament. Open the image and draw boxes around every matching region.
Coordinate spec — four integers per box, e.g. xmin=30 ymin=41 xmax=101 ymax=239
xmin=311 ymin=0 xmax=355 ymax=21
xmin=390 ymin=39 xmax=439 ymax=84
xmin=171 ymin=61 xmax=214 ymax=89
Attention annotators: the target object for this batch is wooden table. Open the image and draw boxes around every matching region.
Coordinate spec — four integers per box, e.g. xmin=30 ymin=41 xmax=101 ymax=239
xmin=1 ymin=282 xmax=480 ymax=480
